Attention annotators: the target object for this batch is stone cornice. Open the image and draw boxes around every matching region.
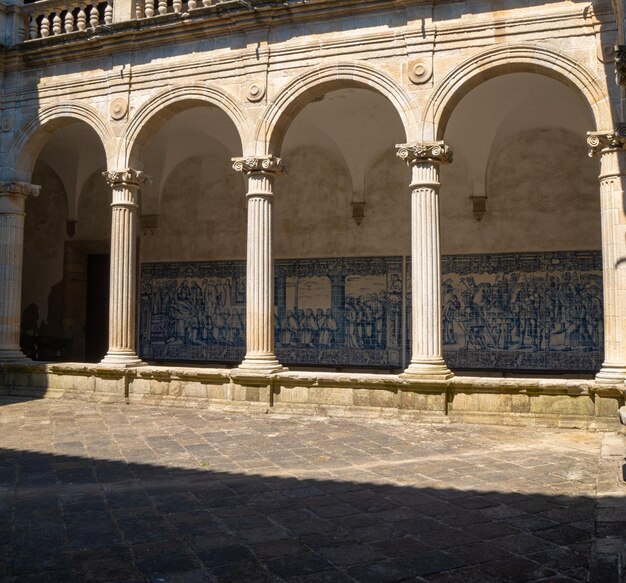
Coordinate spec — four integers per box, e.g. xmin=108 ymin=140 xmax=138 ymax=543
xmin=396 ymin=142 xmax=453 ymax=165
xmin=587 ymin=126 xmax=626 ymax=156
xmin=103 ymin=169 xmax=152 ymax=188
xmin=232 ymin=156 xmax=283 ymax=174
xmin=0 ymin=181 xmax=41 ymax=196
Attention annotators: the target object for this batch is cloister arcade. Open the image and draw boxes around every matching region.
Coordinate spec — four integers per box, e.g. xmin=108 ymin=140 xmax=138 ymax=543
xmin=1 ymin=0 xmax=624 ymax=425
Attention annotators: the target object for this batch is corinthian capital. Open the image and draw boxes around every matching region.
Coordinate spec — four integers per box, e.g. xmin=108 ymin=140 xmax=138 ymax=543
xmin=396 ymin=142 xmax=453 ymax=165
xmin=0 ymin=181 xmax=41 ymax=197
xmin=103 ymin=169 xmax=152 ymax=189
xmin=232 ymin=156 xmax=283 ymax=174
xmin=587 ymin=125 xmax=626 ymax=156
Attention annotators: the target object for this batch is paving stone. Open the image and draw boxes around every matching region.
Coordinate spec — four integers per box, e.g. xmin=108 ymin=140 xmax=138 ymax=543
xmin=0 ymin=398 xmax=623 ymax=583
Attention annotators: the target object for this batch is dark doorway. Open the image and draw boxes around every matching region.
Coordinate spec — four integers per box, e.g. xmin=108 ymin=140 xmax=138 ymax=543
xmin=85 ymin=254 xmax=109 ymax=362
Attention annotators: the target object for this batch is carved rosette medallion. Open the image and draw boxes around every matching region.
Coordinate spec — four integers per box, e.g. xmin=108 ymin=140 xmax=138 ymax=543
xmin=0 ymin=181 xmax=41 ymax=197
xmin=616 ymin=45 xmax=626 ymax=86
xmin=102 ymin=169 xmax=152 ymax=188
xmin=407 ymin=59 xmax=432 ymax=84
xmin=587 ymin=125 xmax=626 ymax=156
xmin=232 ymin=156 xmax=283 ymax=174
xmin=396 ymin=142 xmax=453 ymax=165
xmin=246 ymin=82 xmax=266 ymax=103
xmin=110 ymin=98 xmax=129 ymax=121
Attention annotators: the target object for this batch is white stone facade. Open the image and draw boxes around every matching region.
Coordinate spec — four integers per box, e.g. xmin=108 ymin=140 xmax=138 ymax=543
xmin=0 ymin=0 xmax=625 ymax=422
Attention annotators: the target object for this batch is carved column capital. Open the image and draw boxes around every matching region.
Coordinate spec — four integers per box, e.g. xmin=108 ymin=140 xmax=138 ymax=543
xmin=232 ymin=156 xmax=283 ymax=174
xmin=616 ymin=45 xmax=626 ymax=86
xmin=587 ymin=126 xmax=626 ymax=156
xmin=396 ymin=142 xmax=453 ymax=165
xmin=102 ymin=168 xmax=152 ymax=189
xmin=0 ymin=181 xmax=41 ymax=197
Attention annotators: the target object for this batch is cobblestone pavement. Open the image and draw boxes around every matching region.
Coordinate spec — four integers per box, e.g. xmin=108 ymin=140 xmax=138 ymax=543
xmin=0 ymin=397 xmax=625 ymax=583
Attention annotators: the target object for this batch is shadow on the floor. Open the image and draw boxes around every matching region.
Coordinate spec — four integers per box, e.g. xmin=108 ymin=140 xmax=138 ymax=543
xmin=0 ymin=447 xmax=622 ymax=583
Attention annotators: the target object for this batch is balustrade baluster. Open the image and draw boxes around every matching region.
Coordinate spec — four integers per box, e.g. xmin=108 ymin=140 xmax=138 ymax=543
xmin=104 ymin=2 xmax=113 ymax=24
xmin=158 ymin=0 xmax=167 ymax=15
xmin=64 ymin=10 xmax=75 ymax=33
xmin=144 ymin=0 xmax=154 ymax=17
xmin=135 ymin=0 xmax=143 ymax=19
xmin=187 ymin=0 xmax=197 ymax=9
xmin=173 ymin=0 xmax=182 ymax=12
xmin=202 ymin=0 xmax=211 ymax=6
xmin=52 ymin=13 xmax=62 ymax=35
xmin=89 ymin=4 xmax=99 ymax=27
xmin=29 ymin=16 xmax=38 ymax=39
xmin=40 ymin=14 xmax=50 ymax=36
xmin=77 ymin=7 xmax=87 ymax=30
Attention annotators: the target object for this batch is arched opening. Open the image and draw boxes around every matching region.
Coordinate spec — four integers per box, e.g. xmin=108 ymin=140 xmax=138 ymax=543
xmin=20 ymin=120 xmax=109 ymax=362
xmin=129 ymin=101 xmax=248 ymax=365
xmin=272 ymin=85 xmax=408 ymax=370
xmin=438 ymin=72 xmax=602 ymax=373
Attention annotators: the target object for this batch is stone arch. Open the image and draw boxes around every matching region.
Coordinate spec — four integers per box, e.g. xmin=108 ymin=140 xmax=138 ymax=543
xmin=256 ymin=61 xmax=418 ymax=155
xmin=8 ymin=102 xmax=112 ymax=182
xmin=121 ymin=83 xmax=249 ymax=169
xmin=423 ymin=44 xmax=612 ymax=141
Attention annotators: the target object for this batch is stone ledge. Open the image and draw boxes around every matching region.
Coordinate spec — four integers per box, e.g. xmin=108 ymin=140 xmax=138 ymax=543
xmin=0 ymin=361 xmax=623 ymax=428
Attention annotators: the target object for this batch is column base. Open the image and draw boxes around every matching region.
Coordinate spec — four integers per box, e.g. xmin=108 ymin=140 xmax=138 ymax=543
xmin=595 ymin=363 xmax=626 ymax=384
xmin=400 ymin=359 xmax=454 ymax=381
xmin=237 ymin=353 xmax=284 ymax=374
xmin=0 ymin=349 xmax=30 ymax=363
xmin=100 ymin=351 xmax=146 ymax=368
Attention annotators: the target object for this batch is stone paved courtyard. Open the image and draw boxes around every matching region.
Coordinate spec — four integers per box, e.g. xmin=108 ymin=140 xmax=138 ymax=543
xmin=0 ymin=397 xmax=624 ymax=583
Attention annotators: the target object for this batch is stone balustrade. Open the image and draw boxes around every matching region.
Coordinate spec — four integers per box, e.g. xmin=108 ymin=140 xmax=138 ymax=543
xmin=17 ymin=0 xmax=260 ymax=42
xmin=20 ymin=0 xmax=113 ymax=40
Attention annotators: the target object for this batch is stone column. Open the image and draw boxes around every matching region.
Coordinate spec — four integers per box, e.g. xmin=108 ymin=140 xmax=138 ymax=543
xmin=101 ymin=169 xmax=151 ymax=367
xmin=396 ymin=143 xmax=453 ymax=379
xmin=0 ymin=181 xmax=40 ymax=361
xmin=232 ymin=156 xmax=283 ymax=373
xmin=588 ymin=128 xmax=626 ymax=383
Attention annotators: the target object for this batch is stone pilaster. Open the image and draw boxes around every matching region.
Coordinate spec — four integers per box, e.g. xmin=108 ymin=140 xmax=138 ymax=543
xmin=0 ymin=181 xmax=40 ymax=361
xmin=588 ymin=127 xmax=626 ymax=383
xmin=233 ymin=156 xmax=283 ymax=373
xmin=396 ymin=143 xmax=453 ymax=380
xmin=101 ymin=169 xmax=151 ymax=367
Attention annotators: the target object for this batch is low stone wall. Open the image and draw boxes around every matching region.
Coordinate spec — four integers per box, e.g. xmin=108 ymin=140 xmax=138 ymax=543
xmin=0 ymin=362 xmax=623 ymax=430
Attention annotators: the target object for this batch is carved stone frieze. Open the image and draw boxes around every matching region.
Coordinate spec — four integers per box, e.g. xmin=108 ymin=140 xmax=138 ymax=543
xmin=396 ymin=142 xmax=453 ymax=165
xmin=103 ymin=169 xmax=152 ymax=188
xmin=232 ymin=156 xmax=283 ymax=174
xmin=616 ymin=45 xmax=626 ymax=86
xmin=0 ymin=181 xmax=41 ymax=197
xmin=587 ymin=125 xmax=626 ymax=156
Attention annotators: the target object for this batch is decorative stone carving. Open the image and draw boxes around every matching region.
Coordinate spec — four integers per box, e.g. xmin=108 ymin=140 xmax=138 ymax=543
xmin=1 ymin=117 xmax=13 ymax=132
xmin=0 ymin=181 xmax=41 ymax=197
xmin=587 ymin=126 xmax=626 ymax=156
xmin=110 ymin=97 xmax=129 ymax=120
xmin=616 ymin=45 xmax=626 ymax=85
xmin=396 ymin=142 xmax=453 ymax=165
xmin=246 ymin=82 xmax=266 ymax=102
xmin=232 ymin=156 xmax=283 ymax=174
xmin=407 ymin=58 xmax=432 ymax=84
xmin=102 ymin=168 xmax=152 ymax=188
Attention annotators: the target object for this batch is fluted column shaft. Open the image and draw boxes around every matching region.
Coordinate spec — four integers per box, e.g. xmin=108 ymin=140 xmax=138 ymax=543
xmin=588 ymin=129 xmax=626 ymax=383
xmin=101 ymin=169 xmax=151 ymax=367
xmin=397 ymin=143 xmax=452 ymax=379
xmin=233 ymin=156 xmax=283 ymax=373
xmin=0 ymin=182 xmax=40 ymax=361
